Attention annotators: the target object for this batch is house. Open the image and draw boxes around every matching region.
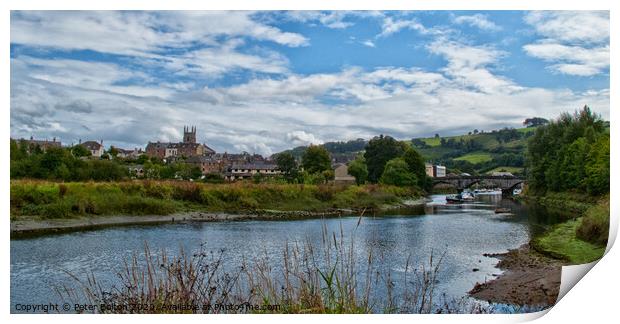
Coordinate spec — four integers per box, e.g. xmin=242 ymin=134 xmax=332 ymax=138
xmin=433 ymin=165 xmax=446 ymax=178
xmin=145 ymin=126 xmax=215 ymax=159
xmin=116 ymin=147 xmax=144 ymax=159
xmin=333 ymin=164 xmax=356 ymax=185
xmin=224 ymin=162 xmax=281 ymax=181
xmin=425 ymin=164 xmax=446 ymax=178
xmin=16 ymin=136 xmax=62 ymax=152
xmin=80 ymin=140 xmax=104 ymax=157
xmin=425 ymin=163 xmax=434 ymax=178
xmin=186 ymin=156 xmax=226 ymax=175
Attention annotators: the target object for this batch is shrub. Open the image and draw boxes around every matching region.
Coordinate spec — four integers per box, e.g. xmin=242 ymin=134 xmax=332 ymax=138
xmin=576 ymin=196 xmax=609 ymax=245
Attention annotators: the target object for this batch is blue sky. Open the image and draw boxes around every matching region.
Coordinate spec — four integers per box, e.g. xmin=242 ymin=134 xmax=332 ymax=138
xmin=10 ymin=11 xmax=610 ymax=155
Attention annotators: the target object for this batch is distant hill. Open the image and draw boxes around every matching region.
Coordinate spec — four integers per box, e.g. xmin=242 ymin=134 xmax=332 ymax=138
xmin=277 ymin=138 xmax=367 ymax=163
xmin=275 ymin=127 xmax=539 ymax=176
xmin=410 ymin=127 xmax=538 ymax=176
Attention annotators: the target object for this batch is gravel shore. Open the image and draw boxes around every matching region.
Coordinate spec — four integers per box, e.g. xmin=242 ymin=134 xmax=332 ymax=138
xmin=469 ymin=244 xmax=565 ymax=307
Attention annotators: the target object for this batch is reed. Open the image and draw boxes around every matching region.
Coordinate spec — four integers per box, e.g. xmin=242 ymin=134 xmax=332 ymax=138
xmin=58 ymin=222 xmax=467 ymax=314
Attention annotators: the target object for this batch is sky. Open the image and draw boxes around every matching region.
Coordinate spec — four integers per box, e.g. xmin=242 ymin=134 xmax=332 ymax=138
xmin=10 ymin=10 xmax=610 ymax=156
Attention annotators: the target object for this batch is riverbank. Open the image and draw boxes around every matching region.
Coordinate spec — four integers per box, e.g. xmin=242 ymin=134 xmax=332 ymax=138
xmin=11 ymin=199 xmax=428 ymax=238
xmin=525 ymin=193 xmax=608 ymax=264
xmin=469 ymin=244 xmax=564 ymax=307
xmin=11 ymin=180 xmax=424 ymax=223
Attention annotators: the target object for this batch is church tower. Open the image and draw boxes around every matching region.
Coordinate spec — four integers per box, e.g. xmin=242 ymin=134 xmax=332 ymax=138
xmin=183 ymin=126 xmax=197 ymax=143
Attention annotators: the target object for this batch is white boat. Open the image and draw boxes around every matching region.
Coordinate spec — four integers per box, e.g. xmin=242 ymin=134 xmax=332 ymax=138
xmin=473 ymin=188 xmax=502 ymax=195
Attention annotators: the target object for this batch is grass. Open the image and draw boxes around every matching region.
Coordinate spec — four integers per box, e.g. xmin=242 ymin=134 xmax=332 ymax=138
xmin=453 ymin=152 xmax=493 ymax=164
xmin=485 ymin=166 xmax=524 ymax=175
xmin=58 ymin=224 xmax=492 ymax=314
xmin=533 ymin=219 xmax=606 ymax=264
xmin=10 ymin=180 xmax=422 ymax=220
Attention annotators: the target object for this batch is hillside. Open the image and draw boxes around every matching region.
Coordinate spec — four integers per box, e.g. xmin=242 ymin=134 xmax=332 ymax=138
xmin=410 ymin=127 xmax=537 ymax=176
xmin=276 ymin=127 xmax=539 ymax=176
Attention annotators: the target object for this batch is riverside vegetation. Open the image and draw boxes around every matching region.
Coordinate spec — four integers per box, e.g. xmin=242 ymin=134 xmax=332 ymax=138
xmin=10 ymin=180 xmax=422 ymax=221
xmin=525 ymin=106 xmax=610 ymax=264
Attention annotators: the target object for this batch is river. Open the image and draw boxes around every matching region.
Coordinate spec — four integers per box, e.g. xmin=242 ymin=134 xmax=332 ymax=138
xmin=10 ymin=194 xmax=562 ymax=313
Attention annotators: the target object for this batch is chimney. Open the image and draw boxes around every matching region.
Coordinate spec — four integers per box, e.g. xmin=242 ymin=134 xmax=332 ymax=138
xmin=53 ymin=137 xmax=56 ymax=142
xmin=78 ymin=138 xmax=81 ymax=144
xmin=30 ymin=136 xmax=33 ymax=140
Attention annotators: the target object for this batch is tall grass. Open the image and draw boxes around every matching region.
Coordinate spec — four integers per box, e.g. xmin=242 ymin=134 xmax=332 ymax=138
xmin=576 ymin=195 xmax=610 ymax=245
xmin=58 ymin=223 xmax=462 ymax=314
xmin=11 ymin=180 xmax=421 ymax=219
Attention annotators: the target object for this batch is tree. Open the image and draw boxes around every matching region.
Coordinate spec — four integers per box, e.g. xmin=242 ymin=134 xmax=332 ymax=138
xmin=526 ymin=105 xmax=607 ymax=194
xmin=348 ymin=155 xmax=368 ymax=185
xmin=71 ymin=144 xmax=91 ymax=158
xmin=523 ymin=117 xmax=549 ymax=128
xmin=364 ymin=135 xmax=406 ymax=183
xmin=275 ymin=152 xmax=298 ymax=182
xmin=379 ymin=158 xmax=417 ymax=186
xmin=302 ymin=145 xmax=332 ymax=174
xmin=108 ymin=146 xmax=119 ymax=158
xmin=403 ymin=147 xmax=430 ymax=190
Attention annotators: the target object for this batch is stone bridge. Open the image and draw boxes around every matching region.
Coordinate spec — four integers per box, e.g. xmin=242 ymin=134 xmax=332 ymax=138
xmin=432 ymin=176 xmax=525 ymax=194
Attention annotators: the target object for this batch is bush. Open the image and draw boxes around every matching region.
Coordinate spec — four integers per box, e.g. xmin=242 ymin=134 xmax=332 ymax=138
xmin=576 ymin=196 xmax=609 ymax=245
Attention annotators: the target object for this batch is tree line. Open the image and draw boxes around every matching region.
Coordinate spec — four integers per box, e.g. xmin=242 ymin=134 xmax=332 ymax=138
xmin=275 ymin=135 xmax=430 ymax=191
xmin=9 ymin=140 xmax=204 ymax=181
xmin=526 ymin=106 xmax=609 ymax=196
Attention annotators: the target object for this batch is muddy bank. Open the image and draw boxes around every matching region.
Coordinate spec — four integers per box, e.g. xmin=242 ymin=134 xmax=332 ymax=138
xmin=10 ymin=200 xmax=427 ymax=239
xmin=469 ymin=244 xmax=564 ymax=307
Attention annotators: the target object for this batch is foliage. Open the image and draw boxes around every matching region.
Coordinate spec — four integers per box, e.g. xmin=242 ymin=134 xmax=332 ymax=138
xmin=523 ymin=117 xmax=549 ymax=128
xmin=526 ymin=106 xmax=609 ymax=195
xmin=380 ymin=158 xmax=417 ymax=187
xmin=402 ymin=147 xmax=431 ymax=191
xmin=576 ymin=195 xmax=609 ymax=246
xmin=302 ymin=145 xmax=332 ymax=174
xmin=10 ymin=180 xmax=421 ymax=219
xmin=347 ymin=155 xmax=368 ymax=185
xmin=274 ymin=152 xmax=299 ymax=182
xmin=364 ymin=135 xmax=406 ymax=183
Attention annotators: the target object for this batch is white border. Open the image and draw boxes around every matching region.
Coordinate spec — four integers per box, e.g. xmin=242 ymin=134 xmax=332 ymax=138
xmin=2 ymin=1 xmax=617 ymax=324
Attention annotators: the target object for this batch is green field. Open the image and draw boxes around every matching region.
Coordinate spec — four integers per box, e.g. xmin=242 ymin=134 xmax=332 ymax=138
xmin=453 ymin=152 xmax=493 ymax=163
xmin=485 ymin=166 xmax=524 ymax=175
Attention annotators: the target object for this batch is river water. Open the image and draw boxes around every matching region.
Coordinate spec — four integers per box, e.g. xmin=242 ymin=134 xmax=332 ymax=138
xmin=10 ymin=194 xmax=562 ymax=313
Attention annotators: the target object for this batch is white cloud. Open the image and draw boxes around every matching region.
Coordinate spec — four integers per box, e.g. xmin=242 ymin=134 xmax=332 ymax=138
xmin=377 ymin=16 xmax=429 ymax=38
xmin=524 ymin=11 xmax=609 ymax=44
xmin=523 ymin=43 xmax=609 ymax=76
xmin=11 ymin=11 xmax=304 ymax=80
xmin=286 ymin=11 xmax=382 ymax=29
xmin=362 ymin=40 xmax=375 ymax=48
xmin=286 ymin=131 xmax=323 ymax=146
xmin=522 ymin=11 xmax=609 ymax=76
xmin=452 ymin=14 xmax=501 ymax=31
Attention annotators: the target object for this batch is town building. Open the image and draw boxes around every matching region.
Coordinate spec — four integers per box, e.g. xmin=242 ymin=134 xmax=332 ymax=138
xmin=425 ymin=163 xmax=446 ymax=178
xmin=115 ymin=147 xmax=144 ymax=159
xmin=16 ymin=136 xmax=62 ymax=152
xmin=80 ymin=140 xmax=104 ymax=157
xmin=333 ymin=163 xmax=356 ymax=185
xmin=186 ymin=156 xmax=227 ymax=175
xmin=224 ymin=162 xmax=281 ymax=181
xmin=425 ymin=164 xmax=434 ymax=178
xmin=145 ymin=126 xmax=215 ymax=159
